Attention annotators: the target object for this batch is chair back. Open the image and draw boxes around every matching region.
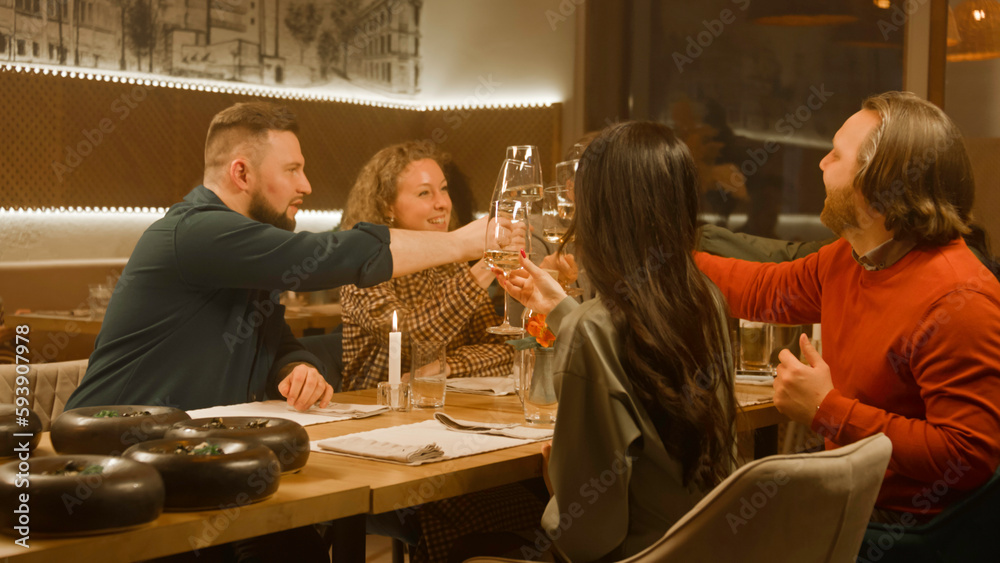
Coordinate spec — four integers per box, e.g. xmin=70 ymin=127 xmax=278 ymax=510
xmin=0 ymin=360 xmax=88 ymax=430
xmin=622 ymin=433 xmax=892 ymax=563
xmin=463 ymin=434 xmax=891 ymax=563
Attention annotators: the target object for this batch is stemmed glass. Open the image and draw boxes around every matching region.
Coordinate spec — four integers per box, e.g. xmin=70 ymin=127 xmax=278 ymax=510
xmin=484 ymin=159 xmax=534 ymax=335
xmin=542 ymin=159 xmax=579 ymax=244
xmin=505 ymin=146 xmax=544 ymax=202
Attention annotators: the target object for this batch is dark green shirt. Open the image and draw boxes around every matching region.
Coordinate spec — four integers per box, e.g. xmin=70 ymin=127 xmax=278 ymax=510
xmin=67 ymin=186 xmax=393 ymax=410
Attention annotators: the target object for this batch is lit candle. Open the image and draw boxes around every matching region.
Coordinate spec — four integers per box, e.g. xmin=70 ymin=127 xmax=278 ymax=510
xmin=388 ymin=311 xmax=401 ymax=385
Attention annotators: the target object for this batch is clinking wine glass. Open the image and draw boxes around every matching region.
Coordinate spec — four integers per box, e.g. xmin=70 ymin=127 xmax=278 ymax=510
xmin=542 ymin=159 xmax=579 ymax=244
xmin=504 ymin=146 xmax=544 ymax=202
xmin=485 ymin=159 xmax=534 ymax=335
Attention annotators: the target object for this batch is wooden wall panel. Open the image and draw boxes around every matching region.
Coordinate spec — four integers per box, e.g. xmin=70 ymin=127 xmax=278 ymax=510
xmin=421 ymin=106 xmax=562 ymax=216
xmin=0 ymin=70 xmax=561 ymax=214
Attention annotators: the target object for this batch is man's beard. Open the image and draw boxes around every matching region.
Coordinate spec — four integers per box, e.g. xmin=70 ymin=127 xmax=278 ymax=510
xmin=248 ymin=188 xmax=296 ymax=232
xmin=820 ymin=185 xmax=860 ymax=236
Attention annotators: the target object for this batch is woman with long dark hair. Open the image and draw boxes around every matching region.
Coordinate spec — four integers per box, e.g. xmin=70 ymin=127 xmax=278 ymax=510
xmin=499 ymin=121 xmax=737 ymax=561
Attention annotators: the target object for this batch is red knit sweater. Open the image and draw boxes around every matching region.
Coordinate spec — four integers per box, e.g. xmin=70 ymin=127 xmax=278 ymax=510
xmin=696 ymin=237 xmax=1000 ymax=514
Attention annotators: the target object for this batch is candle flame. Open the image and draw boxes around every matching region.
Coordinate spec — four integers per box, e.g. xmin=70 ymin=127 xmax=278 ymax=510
xmin=392 ymin=310 xmax=398 ymax=331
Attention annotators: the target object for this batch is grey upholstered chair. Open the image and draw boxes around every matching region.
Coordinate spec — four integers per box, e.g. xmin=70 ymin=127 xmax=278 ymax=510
xmin=466 ymin=433 xmax=892 ymax=563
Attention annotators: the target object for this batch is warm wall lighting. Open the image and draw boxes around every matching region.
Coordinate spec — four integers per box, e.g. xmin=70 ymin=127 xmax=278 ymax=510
xmin=948 ymin=0 xmax=1000 ymax=61
xmin=750 ymin=0 xmax=859 ymax=26
xmin=0 ymin=64 xmax=558 ymax=111
xmin=874 ymin=0 xmax=892 ymax=9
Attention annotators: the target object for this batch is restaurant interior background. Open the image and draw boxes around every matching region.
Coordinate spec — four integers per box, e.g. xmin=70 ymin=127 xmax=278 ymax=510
xmin=1 ymin=0 xmax=998 ymax=363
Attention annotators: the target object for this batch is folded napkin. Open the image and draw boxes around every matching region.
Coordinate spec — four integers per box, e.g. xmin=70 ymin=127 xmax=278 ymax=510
xmin=434 ymin=412 xmax=553 ymax=440
xmin=188 ymin=400 xmax=353 ymax=426
xmin=312 ymin=420 xmax=548 ymax=465
xmin=292 ymin=403 xmax=388 ymax=418
xmin=735 ymin=374 xmax=775 ymax=386
xmin=317 ymin=437 xmax=444 ymax=463
xmin=446 ymin=377 xmax=516 ymax=396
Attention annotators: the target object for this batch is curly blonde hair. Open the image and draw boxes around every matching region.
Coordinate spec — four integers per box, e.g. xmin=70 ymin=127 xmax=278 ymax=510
xmin=341 ymin=141 xmax=450 ymax=230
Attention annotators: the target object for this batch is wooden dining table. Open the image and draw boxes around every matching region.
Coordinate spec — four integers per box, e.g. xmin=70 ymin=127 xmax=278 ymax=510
xmin=0 ymin=384 xmax=783 ymax=562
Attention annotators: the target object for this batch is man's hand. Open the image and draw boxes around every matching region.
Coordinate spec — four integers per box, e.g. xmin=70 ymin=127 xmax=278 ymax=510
xmin=540 ymin=252 xmax=578 ymax=286
xmin=773 ymin=333 xmax=834 ymax=425
xmin=453 ymin=216 xmax=488 ymax=262
xmin=277 ymin=362 xmax=334 ymax=412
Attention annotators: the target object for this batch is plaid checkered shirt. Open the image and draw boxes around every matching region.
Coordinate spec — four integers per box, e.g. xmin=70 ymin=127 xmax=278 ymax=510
xmin=341 ymin=262 xmax=514 ymax=391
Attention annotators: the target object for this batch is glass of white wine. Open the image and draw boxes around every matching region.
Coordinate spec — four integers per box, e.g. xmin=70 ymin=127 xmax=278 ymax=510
xmin=485 ymin=159 xmax=534 ymax=335
xmin=505 ymin=145 xmax=544 ymax=202
xmin=542 ymin=160 xmax=579 ymax=244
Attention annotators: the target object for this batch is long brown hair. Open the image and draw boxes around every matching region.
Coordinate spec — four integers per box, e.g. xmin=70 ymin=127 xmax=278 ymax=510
xmin=341 ymin=141 xmax=450 ymax=230
xmin=574 ymin=121 xmax=736 ymax=490
xmin=856 ymin=91 xmax=974 ymax=246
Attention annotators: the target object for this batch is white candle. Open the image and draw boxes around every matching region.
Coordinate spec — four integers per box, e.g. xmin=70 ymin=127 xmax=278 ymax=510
xmin=388 ymin=310 xmax=401 ymax=385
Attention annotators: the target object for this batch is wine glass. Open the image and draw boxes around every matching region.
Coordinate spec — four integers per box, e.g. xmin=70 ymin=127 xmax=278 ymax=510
xmin=542 ymin=159 xmax=579 ymax=244
xmin=505 ymin=146 xmax=544 ymax=202
xmin=484 ymin=159 xmax=534 ymax=335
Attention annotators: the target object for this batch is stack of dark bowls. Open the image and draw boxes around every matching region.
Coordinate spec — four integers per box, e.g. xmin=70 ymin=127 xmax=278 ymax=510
xmin=0 ymin=405 xmax=309 ymax=535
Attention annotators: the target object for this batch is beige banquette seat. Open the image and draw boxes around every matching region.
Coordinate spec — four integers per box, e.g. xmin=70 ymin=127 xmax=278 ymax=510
xmin=0 ymin=360 xmax=88 ymax=430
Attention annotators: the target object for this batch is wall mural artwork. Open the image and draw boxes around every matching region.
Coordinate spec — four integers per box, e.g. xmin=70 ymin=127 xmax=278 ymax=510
xmin=0 ymin=0 xmax=423 ymax=98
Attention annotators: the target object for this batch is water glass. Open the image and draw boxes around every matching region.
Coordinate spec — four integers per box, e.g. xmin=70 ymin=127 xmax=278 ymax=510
xmin=522 ymin=347 xmax=558 ymax=426
xmin=410 ymin=339 xmax=448 ymax=408
xmin=377 ymin=382 xmax=411 ymax=412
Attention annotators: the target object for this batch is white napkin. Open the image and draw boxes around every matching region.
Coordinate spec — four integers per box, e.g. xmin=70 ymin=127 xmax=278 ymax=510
xmin=188 ymin=400 xmax=352 ymax=426
xmin=735 ymin=374 xmax=775 ymax=386
xmin=292 ymin=403 xmax=388 ymax=418
xmin=312 ymin=420 xmax=548 ymax=465
xmin=434 ymin=412 xmax=553 ymax=440
xmin=446 ymin=377 xmax=516 ymax=396
xmin=317 ymin=437 xmax=443 ymax=463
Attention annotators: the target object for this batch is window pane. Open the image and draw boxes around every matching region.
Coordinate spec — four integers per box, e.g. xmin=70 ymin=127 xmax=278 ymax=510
xmin=642 ymin=0 xmax=903 ymax=241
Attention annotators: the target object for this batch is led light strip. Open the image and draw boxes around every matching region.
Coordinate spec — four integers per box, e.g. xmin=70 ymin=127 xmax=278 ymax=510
xmin=0 ymin=207 xmax=346 ymax=218
xmin=1 ymin=63 xmax=557 ymax=111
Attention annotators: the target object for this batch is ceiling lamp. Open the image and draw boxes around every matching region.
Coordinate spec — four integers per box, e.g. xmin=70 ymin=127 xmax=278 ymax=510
xmin=948 ymin=0 xmax=1000 ymax=61
xmin=750 ymin=0 xmax=859 ymax=26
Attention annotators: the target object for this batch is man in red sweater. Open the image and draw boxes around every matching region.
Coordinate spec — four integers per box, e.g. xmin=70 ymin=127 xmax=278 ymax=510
xmin=696 ymin=92 xmax=1000 ymax=523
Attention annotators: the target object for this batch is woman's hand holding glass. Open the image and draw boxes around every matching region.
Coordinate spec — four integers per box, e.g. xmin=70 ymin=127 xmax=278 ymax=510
xmin=484 ymin=159 xmax=535 ymax=334
xmin=494 ymin=251 xmax=567 ymax=317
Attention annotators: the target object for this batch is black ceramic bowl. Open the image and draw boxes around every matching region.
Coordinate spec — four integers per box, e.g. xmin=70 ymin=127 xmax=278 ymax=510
xmin=122 ymin=438 xmax=280 ymax=511
xmin=166 ymin=417 xmax=310 ymax=473
xmin=0 ymin=455 xmax=164 ymax=536
xmin=0 ymin=404 xmax=42 ymax=456
xmin=50 ymin=405 xmax=191 ymax=456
